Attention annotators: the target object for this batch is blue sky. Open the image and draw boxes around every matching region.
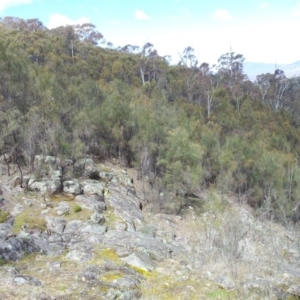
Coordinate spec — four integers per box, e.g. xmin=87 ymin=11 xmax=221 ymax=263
xmin=1 ymin=0 xmax=300 ymax=64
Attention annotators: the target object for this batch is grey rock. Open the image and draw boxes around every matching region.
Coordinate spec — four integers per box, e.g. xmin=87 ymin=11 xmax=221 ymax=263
xmin=155 ymin=230 xmax=175 ymax=243
xmin=0 ymin=165 xmax=7 ymax=175
xmin=64 ymin=220 xmax=82 ymax=233
xmin=34 ymin=155 xmax=60 ymax=168
xmin=24 ymin=199 xmax=32 ymax=206
xmin=51 ymin=170 xmax=62 ymax=178
xmin=66 ymin=244 xmax=94 ymax=262
xmin=134 ymin=218 xmax=156 ymax=237
xmin=81 ymin=179 xmax=105 ymax=196
xmin=48 ymin=233 xmax=63 ymax=243
xmin=113 ymin=275 xmax=140 ymax=289
xmin=73 ymin=158 xmax=99 ymax=179
xmin=119 ymin=290 xmax=142 ymax=300
xmin=90 ymin=212 xmax=105 ymax=224
xmin=104 ymin=289 xmax=142 ymax=300
xmin=122 ymin=251 xmax=155 ymax=272
xmin=0 ymin=223 xmax=13 ymax=238
xmin=288 ymin=285 xmax=300 ymax=296
xmin=45 ymin=216 xmax=67 ymax=234
xmin=75 ymin=194 xmax=106 ymax=211
xmin=18 ymin=230 xmax=31 ymax=239
xmin=104 ymin=289 xmax=119 ymax=300
xmin=103 ymin=230 xmax=173 ymax=261
xmin=27 ymin=180 xmax=48 ymax=193
xmin=13 ymin=275 xmax=42 ymax=286
xmin=115 ymin=221 xmax=127 ymax=231
xmin=0 ymin=236 xmax=40 ymax=261
xmin=55 ymin=201 xmax=70 ymax=216
xmin=11 ymin=204 xmax=24 ymax=216
xmin=100 ymin=171 xmax=114 ymax=181
xmin=93 ymin=202 xmax=106 ymax=213
xmin=63 ymin=180 xmax=82 ymax=195
xmin=27 ymin=177 xmax=61 ymax=194
xmin=63 ymin=220 xmax=106 ymax=245
xmin=80 ymin=265 xmax=102 ymax=282
xmin=105 ymin=184 xmax=143 ymax=230
xmin=79 ymin=222 xmax=107 ymax=235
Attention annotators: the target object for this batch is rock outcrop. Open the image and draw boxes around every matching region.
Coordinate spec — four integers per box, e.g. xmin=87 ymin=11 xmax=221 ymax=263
xmin=1 ymin=156 xmax=300 ymax=299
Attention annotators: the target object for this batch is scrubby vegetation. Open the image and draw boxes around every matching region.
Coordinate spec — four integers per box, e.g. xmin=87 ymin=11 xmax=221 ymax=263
xmin=1 ymin=16 xmax=300 ymax=223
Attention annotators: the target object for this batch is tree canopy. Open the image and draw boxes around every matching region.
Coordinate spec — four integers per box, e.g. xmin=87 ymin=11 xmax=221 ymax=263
xmin=1 ymin=17 xmax=300 ymax=221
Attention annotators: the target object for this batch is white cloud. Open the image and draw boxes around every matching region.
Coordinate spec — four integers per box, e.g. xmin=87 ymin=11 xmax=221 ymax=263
xmin=135 ymin=10 xmax=150 ymax=20
xmin=293 ymin=3 xmax=300 ymax=16
xmin=213 ymin=9 xmax=232 ymax=21
xmin=0 ymin=0 xmax=32 ymax=12
xmin=47 ymin=14 xmax=90 ymax=29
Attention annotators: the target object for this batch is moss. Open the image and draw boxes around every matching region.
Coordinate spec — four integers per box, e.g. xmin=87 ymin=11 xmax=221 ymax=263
xmin=0 ymin=210 xmax=10 ymax=223
xmin=206 ymin=288 xmax=236 ymax=299
xmin=13 ymin=209 xmax=46 ymax=234
xmin=73 ymin=204 xmax=82 ymax=213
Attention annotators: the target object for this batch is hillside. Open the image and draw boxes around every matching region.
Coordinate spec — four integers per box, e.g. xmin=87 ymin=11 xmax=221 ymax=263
xmin=1 ymin=16 xmax=300 ymax=298
xmin=0 ymin=157 xmax=300 ymax=299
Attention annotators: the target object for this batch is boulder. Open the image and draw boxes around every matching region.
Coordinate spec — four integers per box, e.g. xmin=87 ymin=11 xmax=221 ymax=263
xmin=100 ymin=171 xmax=114 ymax=181
xmin=45 ymin=216 xmax=67 ymax=234
xmin=55 ymin=202 xmax=70 ymax=216
xmin=79 ymin=222 xmax=107 ymax=235
xmin=74 ymin=194 xmax=106 ymax=212
xmin=63 ymin=180 xmax=82 ymax=195
xmin=0 ymin=223 xmax=13 ymax=239
xmin=90 ymin=212 xmax=105 ymax=224
xmin=105 ymin=183 xmax=143 ymax=231
xmin=0 ymin=236 xmax=40 ymax=261
xmin=13 ymin=275 xmax=42 ymax=286
xmin=81 ymin=179 xmax=105 ymax=196
xmin=66 ymin=245 xmax=94 ymax=262
xmin=103 ymin=230 xmax=173 ymax=261
xmin=73 ymin=158 xmax=99 ymax=179
xmin=121 ymin=251 xmax=156 ymax=272
xmin=26 ymin=176 xmax=61 ymax=195
xmin=34 ymin=155 xmax=60 ymax=175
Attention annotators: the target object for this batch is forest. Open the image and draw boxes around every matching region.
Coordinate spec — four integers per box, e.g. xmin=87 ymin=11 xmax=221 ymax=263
xmin=1 ymin=16 xmax=300 ymax=222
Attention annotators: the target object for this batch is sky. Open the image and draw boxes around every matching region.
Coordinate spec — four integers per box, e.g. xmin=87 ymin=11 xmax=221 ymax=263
xmin=1 ymin=0 xmax=300 ymax=65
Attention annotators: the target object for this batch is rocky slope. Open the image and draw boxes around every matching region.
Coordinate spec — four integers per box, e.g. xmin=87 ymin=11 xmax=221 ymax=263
xmin=0 ymin=156 xmax=300 ymax=299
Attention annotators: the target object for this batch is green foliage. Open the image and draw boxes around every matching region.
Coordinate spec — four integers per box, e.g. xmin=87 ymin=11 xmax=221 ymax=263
xmin=73 ymin=204 xmax=82 ymax=213
xmin=1 ymin=18 xmax=300 ymax=220
xmin=158 ymin=127 xmax=203 ymax=191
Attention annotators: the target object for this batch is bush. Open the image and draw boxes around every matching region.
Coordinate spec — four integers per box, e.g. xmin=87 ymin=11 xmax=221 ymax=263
xmin=73 ymin=204 xmax=82 ymax=213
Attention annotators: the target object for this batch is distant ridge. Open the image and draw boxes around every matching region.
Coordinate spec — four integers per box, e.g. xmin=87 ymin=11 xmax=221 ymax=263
xmin=244 ymin=60 xmax=300 ymax=81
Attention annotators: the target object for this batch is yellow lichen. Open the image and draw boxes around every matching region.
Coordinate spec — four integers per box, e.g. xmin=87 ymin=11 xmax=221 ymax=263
xmin=91 ymin=247 xmax=122 ymax=265
xmin=101 ymin=272 xmax=123 ymax=282
xmin=0 ymin=210 xmax=10 ymax=223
